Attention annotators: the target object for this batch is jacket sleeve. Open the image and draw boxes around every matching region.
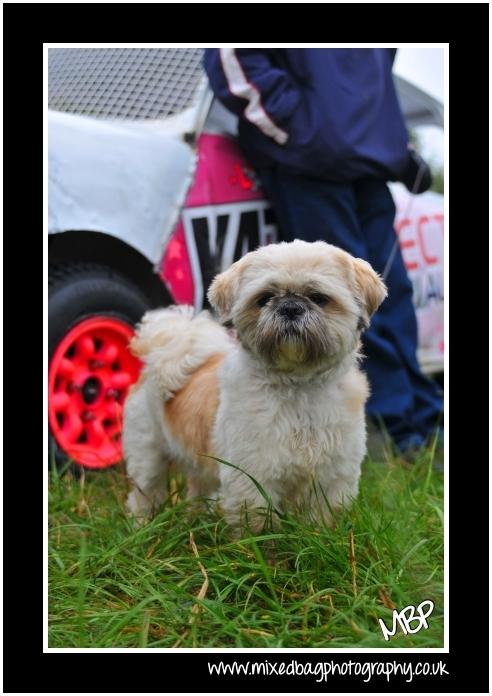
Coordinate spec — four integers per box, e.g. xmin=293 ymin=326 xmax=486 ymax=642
xmin=203 ymin=48 xmax=301 ymax=145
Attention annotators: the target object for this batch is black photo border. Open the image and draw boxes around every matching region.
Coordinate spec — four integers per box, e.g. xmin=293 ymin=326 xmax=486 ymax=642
xmin=3 ymin=6 xmax=489 ymax=693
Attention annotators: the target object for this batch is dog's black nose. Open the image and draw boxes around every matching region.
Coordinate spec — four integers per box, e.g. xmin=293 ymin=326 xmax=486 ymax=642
xmin=279 ymin=300 xmax=305 ymax=320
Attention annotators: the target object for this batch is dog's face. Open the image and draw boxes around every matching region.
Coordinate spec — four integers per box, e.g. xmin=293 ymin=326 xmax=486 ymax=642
xmin=208 ymin=241 xmax=387 ymax=373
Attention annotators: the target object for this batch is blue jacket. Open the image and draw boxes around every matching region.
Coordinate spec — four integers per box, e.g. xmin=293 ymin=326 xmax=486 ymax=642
xmin=203 ymin=48 xmax=410 ymax=182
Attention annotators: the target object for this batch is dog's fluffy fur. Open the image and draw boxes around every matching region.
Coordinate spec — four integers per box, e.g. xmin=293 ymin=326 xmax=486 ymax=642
xmin=124 ymin=240 xmax=387 ymax=530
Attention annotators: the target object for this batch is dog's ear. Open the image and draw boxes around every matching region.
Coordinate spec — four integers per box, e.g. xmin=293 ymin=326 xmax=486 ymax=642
xmin=207 ymin=259 xmax=245 ymax=322
xmin=353 ymin=258 xmax=387 ymax=328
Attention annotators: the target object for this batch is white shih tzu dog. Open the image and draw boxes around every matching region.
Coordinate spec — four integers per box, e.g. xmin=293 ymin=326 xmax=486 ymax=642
xmin=123 ymin=240 xmax=387 ymax=531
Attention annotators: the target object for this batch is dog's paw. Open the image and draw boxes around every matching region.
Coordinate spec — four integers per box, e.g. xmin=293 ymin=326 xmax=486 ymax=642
xmin=126 ymin=489 xmax=153 ymax=526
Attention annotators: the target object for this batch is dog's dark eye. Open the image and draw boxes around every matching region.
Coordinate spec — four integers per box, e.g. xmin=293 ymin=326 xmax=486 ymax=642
xmin=309 ymin=293 xmax=330 ymax=306
xmin=257 ymin=293 xmax=274 ymax=308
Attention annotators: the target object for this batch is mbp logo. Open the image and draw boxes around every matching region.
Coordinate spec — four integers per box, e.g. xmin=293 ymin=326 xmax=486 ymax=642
xmin=378 ymin=600 xmax=435 ymax=641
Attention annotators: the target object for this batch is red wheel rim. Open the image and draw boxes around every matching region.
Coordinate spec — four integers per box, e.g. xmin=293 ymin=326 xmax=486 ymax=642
xmin=49 ymin=316 xmax=141 ymax=469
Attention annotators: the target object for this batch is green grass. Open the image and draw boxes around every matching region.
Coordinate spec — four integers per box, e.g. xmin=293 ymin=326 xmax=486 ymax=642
xmin=48 ymin=452 xmax=444 ymax=648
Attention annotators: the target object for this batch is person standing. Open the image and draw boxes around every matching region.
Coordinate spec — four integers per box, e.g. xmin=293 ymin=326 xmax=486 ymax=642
xmin=203 ymin=47 xmax=443 ymax=454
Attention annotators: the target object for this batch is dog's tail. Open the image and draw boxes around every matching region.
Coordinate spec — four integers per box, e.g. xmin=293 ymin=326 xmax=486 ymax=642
xmin=130 ymin=305 xmax=232 ymax=399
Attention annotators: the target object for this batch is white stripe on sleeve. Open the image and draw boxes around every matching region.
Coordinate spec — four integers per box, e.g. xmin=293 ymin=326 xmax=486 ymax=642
xmin=220 ymin=48 xmax=288 ymax=146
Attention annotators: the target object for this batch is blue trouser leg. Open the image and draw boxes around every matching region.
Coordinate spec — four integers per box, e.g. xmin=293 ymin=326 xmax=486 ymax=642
xmin=258 ymin=169 xmax=443 ymax=448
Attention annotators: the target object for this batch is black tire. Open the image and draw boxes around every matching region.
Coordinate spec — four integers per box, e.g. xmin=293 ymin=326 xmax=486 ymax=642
xmin=49 ymin=263 xmax=152 ymax=471
xmin=49 ymin=262 xmax=151 ymax=357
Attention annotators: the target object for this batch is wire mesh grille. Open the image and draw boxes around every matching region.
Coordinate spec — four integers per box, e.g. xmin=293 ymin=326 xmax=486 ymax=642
xmin=48 ymin=47 xmax=206 ymax=120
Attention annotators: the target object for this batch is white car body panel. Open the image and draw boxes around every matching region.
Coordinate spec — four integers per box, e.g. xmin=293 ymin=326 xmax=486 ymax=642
xmin=48 ymin=110 xmax=196 ymax=266
xmin=389 ymin=183 xmax=444 ymax=374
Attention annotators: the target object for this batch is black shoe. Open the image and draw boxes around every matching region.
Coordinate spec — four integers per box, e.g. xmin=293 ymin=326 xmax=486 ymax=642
xmin=397 ymin=430 xmax=444 ymax=470
xmin=425 ymin=428 xmax=444 ymax=471
xmin=394 ymin=433 xmax=426 ymax=464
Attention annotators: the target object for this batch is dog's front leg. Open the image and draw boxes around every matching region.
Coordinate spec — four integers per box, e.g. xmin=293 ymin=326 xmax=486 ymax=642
xmin=309 ymin=463 xmax=361 ymax=527
xmin=126 ymin=454 xmax=169 ymax=523
xmin=218 ymin=467 xmax=280 ymax=534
